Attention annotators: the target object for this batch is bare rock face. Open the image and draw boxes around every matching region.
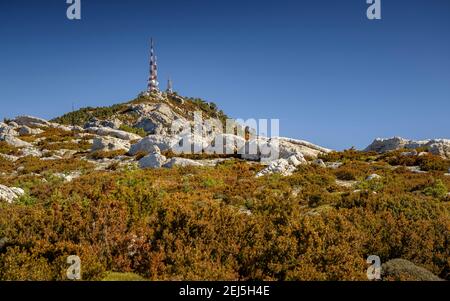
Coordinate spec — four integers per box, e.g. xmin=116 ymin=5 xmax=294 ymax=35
xmin=84 ymin=118 xmax=123 ymax=130
xmin=241 ymin=137 xmax=331 ymax=162
xmin=0 ymin=122 xmax=19 ymax=137
xmin=85 ymin=127 xmax=141 ymax=141
xmin=365 ymin=137 xmax=450 ymax=159
xmin=133 ymin=103 xmax=189 ymax=135
xmin=427 ymin=139 xmax=450 ymax=159
xmin=0 ymin=185 xmax=25 ymax=204
xmin=91 ymin=137 xmax=130 ymax=152
xmin=14 ymin=115 xmax=50 ymax=128
xmin=276 ymin=137 xmax=332 ymax=159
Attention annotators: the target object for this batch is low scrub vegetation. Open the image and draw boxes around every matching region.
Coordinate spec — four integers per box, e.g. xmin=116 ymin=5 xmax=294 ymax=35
xmin=0 ymin=150 xmax=448 ymax=281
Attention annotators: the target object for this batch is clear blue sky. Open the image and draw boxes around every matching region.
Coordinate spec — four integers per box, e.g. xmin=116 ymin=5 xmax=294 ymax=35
xmin=1 ymin=0 xmax=449 ymax=150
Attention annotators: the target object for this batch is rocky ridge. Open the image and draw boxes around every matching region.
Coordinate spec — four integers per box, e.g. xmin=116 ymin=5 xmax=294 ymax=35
xmin=1 ymin=93 xmax=449 ymax=205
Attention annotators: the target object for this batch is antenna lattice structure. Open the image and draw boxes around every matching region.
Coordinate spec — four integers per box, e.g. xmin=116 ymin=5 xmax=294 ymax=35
xmin=167 ymin=77 xmax=173 ymax=94
xmin=147 ymin=38 xmax=159 ymax=94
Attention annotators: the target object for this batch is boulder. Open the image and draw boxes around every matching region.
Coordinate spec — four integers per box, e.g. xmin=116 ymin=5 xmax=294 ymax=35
xmin=14 ymin=115 xmax=50 ymax=128
xmin=366 ymin=174 xmax=382 ymax=181
xmin=381 ymin=259 xmax=443 ymax=281
xmin=288 ymin=154 xmax=307 ymax=166
xmin=256 ymin=159 xmax=296 ymax=178
xmin=256 ymin=154 xmax=306 ymax=178
xmin=0 ymin=134 xmax=32 ymax=148
xmin=312 ymin=159 xmax=327 ymax=167
xmin=0 ymin=123 xmax=19 ymax=137
xmin=129 ymin=135 xmax=177 ymax=155
xmin=138 ymin=153 xmax=167 ymax=169
xmin=18 ymin=126 xmax=43 ymax=136
xmin=20 ymin=147 xmax=43 ymax=157
xmin=91 ymin=137 xmax=130 ymax=152
xmin=85 ymin=126 xmax=141 ymax=141
xmin=326 ymin=162 xmax=343 ymax=169
xmin=163 ymin=157 xmax=205 ymax=168
xmin=7 ymin=121 xmax=19 ymax=128
xmin=53 ymin=171 xmax=81 ymax=182
xmin=0 ymin=185 xmax=25 ymax=204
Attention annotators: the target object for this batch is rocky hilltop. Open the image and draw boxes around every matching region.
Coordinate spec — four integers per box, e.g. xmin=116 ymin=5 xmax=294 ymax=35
xmin=0 ymin=92 xmax=333 ymax=202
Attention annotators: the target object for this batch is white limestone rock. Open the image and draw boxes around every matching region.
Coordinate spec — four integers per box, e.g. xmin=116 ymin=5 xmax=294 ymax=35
xmin=20 ymin=147 xmax=42 ymax=157
xmin=18 ymin=126 xmax=43 ymax=136
xmin=0 ymin=185 xmax=25 ymax=204
xmin=85 ymin=126 xmax=142 ymax=141
xmin=256 ymin=154 xmax=307 ymax=178
xmin=312 ymin=159 xmax=327 ymax=167
xmin=14 ymin=115 xmax=50 ymax=128
xmin=84 ymin=118 xmax=122 ymax=130
xmin=163 ymin=157 xmax=205 ymax=168
xmin=138 ymin=153 xmax=167 ymax=169
xmin=49 ymin=123 xmax=73 ymax=132
xmin=0 ymin=134 xmax=32 ymax=148
xmin=256 ymin=159 xmax=296 ymax=178
xmin=91 ymin=136 xmax=130 ymax=152
xmin=0 ymin=123 xmax=19 ymax=137
xmin=0 ymin=154 xmax=19 ymax=162
xmin=366 ymin=174 xmax=382 ymax=181
xmin=129 ymin=135 xmax=177 ymax=155
xmin=365 ymin=137 xmax=450 ymax=159
xmin=133 ymin=103 xmax=189 ymax=135
xmin=241 ymin=137 xmax=331 ymax=162
xmin=53 ymin=171 xmax=81 ymax=182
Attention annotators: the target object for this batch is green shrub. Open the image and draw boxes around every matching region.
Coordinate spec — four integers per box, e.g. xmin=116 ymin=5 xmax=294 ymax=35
xmin=119 ymin=125 xmax=147 ymax=137
xmin=423 ymin=180 xmax=448 ymax=198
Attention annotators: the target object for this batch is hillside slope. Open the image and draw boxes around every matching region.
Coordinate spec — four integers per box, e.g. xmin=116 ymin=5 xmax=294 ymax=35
xmin=0 ymin=93 xmax=449 ymax=281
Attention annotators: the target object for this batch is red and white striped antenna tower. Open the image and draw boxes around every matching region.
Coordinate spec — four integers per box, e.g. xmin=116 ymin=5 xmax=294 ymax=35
xmin=147 ymin=38 xmax=159 ymax=94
